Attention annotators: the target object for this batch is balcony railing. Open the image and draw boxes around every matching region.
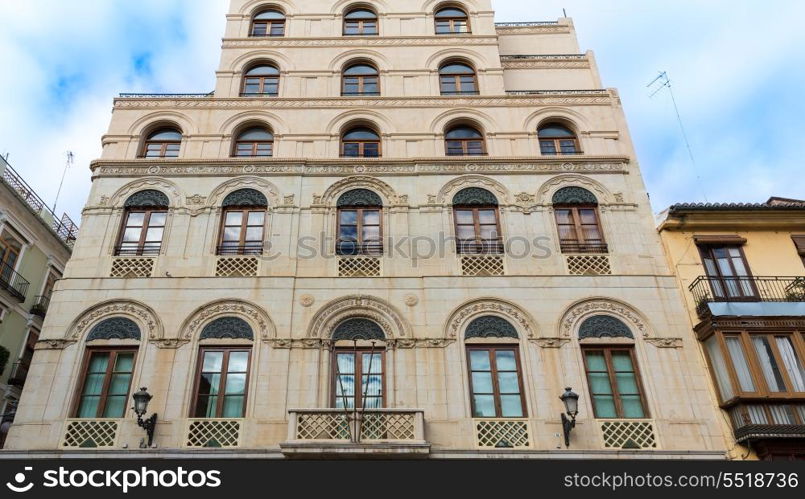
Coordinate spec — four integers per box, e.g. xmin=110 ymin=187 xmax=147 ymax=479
xmin=7 ymin=362 xmax=28 ymax=387
xmin=689 ymin=276 xmax=805 ymax=317
xmin=239 ymin=92 xmax=278 ymax=97
xmin=506 ymin=89 xmax=610 ymax=96
xmin=216 ymin=244 xmax=264 ymax=256
xmin=287 ymin=409 xmax=425 ymax=444
xmin=727 ymin=403 xmax=805 ymax=443
xmin=336 ymin=242 xmax=383 ymax=257
xmin=30 ymin=295 xmax=51 ymax=318
xmin=456 ymin=240 xmax=504 ymax=255
xmin=495 ymin=21 xmax=560 ymax=27
xmin=341 ymin=92 xmax=381 ymax=97
xmin=0 ymin=262 xmax=29 ymax=302
xmin=440 ymin=90 xmax=480 ymax=96
xmin=118 ymin=92 xmax=213 ymax=98
xmin=114 ymin=244 xmax=162 ymax=257
xmin=561 ymin=242 xmax=608 ymax=254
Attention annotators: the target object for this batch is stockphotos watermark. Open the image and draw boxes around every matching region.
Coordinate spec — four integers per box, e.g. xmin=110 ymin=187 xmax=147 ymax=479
xmin=5 ymin=465 xmax=221 ymax=494
xmin=252 ymin=232 xmax=556 ymax=264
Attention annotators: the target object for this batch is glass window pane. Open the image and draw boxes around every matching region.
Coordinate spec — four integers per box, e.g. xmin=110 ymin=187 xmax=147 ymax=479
xmin=225 ymin=212 xmax=243 ymax=225
xmin=78 ymin=397 xmax=100 ymax=418
xmin=225 ymin=373 xmax=247 ymax=395
xmin=126 ymin=212 xmax=145 ymax=227
xmin=363 ymin=210 xmax=380 ymax=225
xmin=495 ymin=350 xmax=517 ymax=371
xmin=477 ymin=210 xmax=496 ymax=224
xmin=202 ymin=352 xmax=224 ymax=373
xmin=228 ymin=352 xmax=249 ymax=373
xmin=776 ymin=336 xmax=805 ymax=391
xmin=588 ymin=372 xmax=613 ymax=394
xmin=340 ymin=210 xmax=358 ymax=224
xmin=554 ymin=209 xmax=573 ymax=224
xmin=752 ymin=336 xmax=787 ymax=392
xmin=363 ymin=375 xmax=383 ymax=397
xmin=472 ymin=395 xmax=496 ymax=417
xmin=705 ymin=336 xmax=735 ymax=400
xmin=339 ymin=226 xmax=358 ymax=240
xmin=585 ymin=351 xmax=607 ymax=371
xmin=82 ymin=373 xmax=106 ymax=396
xmin=200 ymin=373 xmax=221 ymax=396
xmin=454 ymin=210 xmax=474 ymax=224
xmin=469 ymin=350 xmax=491 ymax=371
xmin=248 ymin=211 xmax=265 ymax=225
xmin=222 ymin=396 xmax=244 ymax=417
xmin=497 ymin=372 xmax=521 ymax=394
xmin=102 ymin=396 xmax=126 ymax=418
xmin=148 ymin=212 xmax=166 ymax=227
xmin=363 ymin=226 xmax=380 ymax=241
xmin=621 ymin=396 xmax=645 ymax=418
xmin=245 ymin=227 xmax=263 ymax=242
xmin=615 ymin=372 xmax=639 ymax=395
xmin=223 ymin=227 xmax=241 ymax=242
xmin=500 ymin=395 xmax=524 ymax=418
xmin=145 ymin=228 xmax=163 ymax=242
xmin=471 ymin=372 xmax=493 ymax=393
xmin=725 ymin=337 xmax=756 ymax=392
xmin=593 ymin=395 xmax=617 ymax=418
xmin=108 ymin=373 xmax=132 ymax=396
xmin=123 ymin=228 xmax=142 ymax=243
xmin=479 ymin=226 xmax=499 ymax=240
xmin=611 ymin=351 xmax=634 ymax=372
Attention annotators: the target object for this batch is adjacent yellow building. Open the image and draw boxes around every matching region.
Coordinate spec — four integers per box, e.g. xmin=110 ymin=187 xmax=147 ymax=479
xmin=658 ymin=198 xmax=805 ymax=460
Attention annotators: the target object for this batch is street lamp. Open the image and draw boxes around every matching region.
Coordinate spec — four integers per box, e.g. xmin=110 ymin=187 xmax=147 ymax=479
xmin=131 ymin=387 xmax=157 ymax=448
xmin=559 ymin=387 xmax=579 ymax=448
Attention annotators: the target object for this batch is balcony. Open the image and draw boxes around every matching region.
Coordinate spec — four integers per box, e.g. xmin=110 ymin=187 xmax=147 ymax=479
xmin=7 ymin=362 xmax=28 ymax=387
xmin=0 ymin=262 xmax=29 ymax=302
xmin=727 ymin=403 xmax=805 ymax=444
xmin=560 ymin=242 xmax=608 ymax=254
xmin=30 ymin=295 xmax=50 ymax=318
xmin=114 ymin=244 xmax=161 ymax=257
xmin=689 ymin=276 xmax=805 ymax=318
xmin=281 ymin=409 xmax=429 ymax=457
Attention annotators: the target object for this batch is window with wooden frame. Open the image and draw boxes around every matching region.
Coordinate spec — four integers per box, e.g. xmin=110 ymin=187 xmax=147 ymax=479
xmin=332 ymin=349 xmax=384 ymax=409
xmin=699 ymin=244 xmax=757 ymax=300
xmin=343 ymin=8 xmax=378 ymax=35
xmin=241 ymin=64 xmax=280 ymax=96
xmin=340 ymin=126 xmax=381 ymax=157
xmin=439 ymin=61 xmax=478 ymax=95
xmin=192 ymin=347 xmax=251 ymax=418
xmin=582 ymin=347 xmax=647 ymax=419
xmin=435 ymin=6 xmax=470 ymax=34
xmin=454 ymin=206 xmax=501 ymax=254
xmin=0 ymin=230 xmax=22 ymax=274
xmin=554 ymin=206 xmax=606 ymax=253
xmin=337 ymin=208 xmax=382 ymax=256
xmin=444 ymin=125 xmax=485 ymax=156
xmin=250 ymin=9 xmax=285 ymax=37
xmin=74 ymin=348 xmax=137 ymax=418
xmin=116 ymin=208 xmax=167 ymax=256
xmin=538 ymin=123 xmax=580 ymax=155
xmin=142 ymin=128 xmax=181 ymax=158
xmin=467 ymin=346 xmax=526 ymax=418
xmin=703 ymin=330 xmax=805 ymax=405
xmin=233 ymin=126 xmax=274 ymax=157
xmin=341 ymin=63 xmax=379 ymax=96
xmin=793 ymin=235 xmax=805 ymax=267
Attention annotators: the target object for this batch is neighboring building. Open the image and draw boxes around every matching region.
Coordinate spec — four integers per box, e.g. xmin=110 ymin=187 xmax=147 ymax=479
xmin=5 ymin=1 xmax=727 ymax=459
xmin=0 ymin=155 xmax=76 ymax=448
xmin=658 ymin=198 xmax=805 ymax=460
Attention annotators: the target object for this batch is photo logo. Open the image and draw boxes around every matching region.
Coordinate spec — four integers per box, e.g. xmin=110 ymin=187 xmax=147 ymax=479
xmin=6 ymin=467 xmax=34 ymax=493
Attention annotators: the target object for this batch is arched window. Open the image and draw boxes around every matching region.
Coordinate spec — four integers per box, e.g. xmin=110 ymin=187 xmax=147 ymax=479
xmin=538 ymin=123 xmax=580 ymax=155
xmin=445 ymin=125 xmax=485 ymax=156
xmin=116 ymin=190 xmax=169 ymax=256
xmin=241 ymin=64 xmax=280 ymax=97
xmin=552 ymin=187 xmax=606 ymax=254
xmin=218 ymin=189 xmax=268 ymax=255
xmin=337 ymin=189 xmax=383 ymax=256
xmin=142 ymin=128 xmax=181 ymax=158
xmin=250 ymin=9 xmax=285 ymax=37
xmin=343 ymin=8 xmax=378 ymax=35
xmin=452 ymin=188 xmax=501 ymax=254
xmin=581 ymin=332 xmax=647 ymax=418
xmin=192 ymin=317 xmax=254 ymax=419
xmin=342 ymin=63 xmax=379 ymax=96
xmin=233 ymin=126 xmax=274 ymax=157
xmin=439 ymin=61 xmax=478 ymax=95
xmin=331 ymin=318 xmax=385 ymax=409
xmin=435 ymin=6 xmax=470 ymax=34
xmin=340 ymin=126 xmax=381 ymax=158
xmin=74 ymin=344 xmax=137 ymax=419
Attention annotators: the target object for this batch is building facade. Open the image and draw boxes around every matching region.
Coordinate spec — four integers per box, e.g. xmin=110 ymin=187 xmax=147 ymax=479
xmin=658 ymin=199 xmax=805 ymax=460
xmin=5 ymin=0 xmax=727 ymax=458
xmin=0 ymin=156 xmax=76 ymax=448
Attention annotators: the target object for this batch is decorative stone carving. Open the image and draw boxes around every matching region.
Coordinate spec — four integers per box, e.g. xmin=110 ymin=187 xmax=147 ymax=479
xmin=207 ymin=177 xmax=281 ymax=207
xmin=532 ymin=337 xmax=572 ymax=348
xmin=552 ymin=186 xmax=598 ymax=205
xmin=86 ymin=317 xmax=141 ymax=341
xmin=645 ymin=337 xmax=683 ymax=349
xmin=578 ymin=315 xmax=633 ymax=339
xmin=35 ymin=339 xmax=77 ymax=350
xmin=151 ymin=338 xmax=187 ymax=349
xmin=465 ymin=316 xmax=518 ymax=339
xmin=537 ymin=175 xmax=614 ymax=206
xmin=560 ymin=299 xmax=648 ymax=338
xmin=452 ymin=187 xmax=499 ymax=206
xmin=404 ymin=295 xmax=418 ymax=307
xmin=299 ymin=295 xmax=315 ymax=307
xmin=614 ymin=192 xmax=625 ymax=203
xmin=200 ymin=317 xmax=254 ymax=340
xmin=337 ymin=189 xmax=383 ymax=207
xmin=320 ymin=176 xmax=397 ymax=207
xmin=332 ymin=318 xmax=385 ymax=341
xmin=124 ymin=190 xmax=170 ymax=208
xmin=514 ymin=192 xmax=537 ymax=213
xmin=282 ymin=194 xmax=295 ymax=206
xmin=308 ymin=295 xmax=409 ymax=339
xmin=436 ymin=175 xmax=510 ymax=206
xmin=70 ymin=301 xmax=162 ymax=341
xmin=186 ymin=194 xmax=206 ymax=205
xmin=107 ymin=178 xmax=182 ymax=208
xmin=183 ymin=299 xmax=274 ymax=340
xmin=222 ymin=189 xmax=268 ymax=207
xmin=446 ymin=299 xmax=537 ymax=339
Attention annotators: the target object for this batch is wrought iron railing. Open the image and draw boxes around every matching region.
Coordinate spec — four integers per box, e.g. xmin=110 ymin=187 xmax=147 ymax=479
xmin=0 ymin=156 xmax=78 ymax=246
xmin=500 ymin=54 xmax=586 ymax=60
xmin=118 ymin=93 xmax=213 ymax=98
xmin=456 ymin=240 xmax=504 ymax=255
xmin=727 ymin=403 xmax=805 ymax=443
xmin=7 ymin=361 xmax=28 ymax=387
xmin=0 ymin=262 xmax=29 ymax=302
xmin=336 ymin=242 xmax=383 ymax=256
xmin=114 ymin=244 xmax=162 ymax=257
xmin=495 ymin=21 xmax=560 ymax=27
xmin=560 ymin=242 xmax=608 ymax=254
xmin=506 ymin=89 xmax=610 ymax=95
xmin=30 ymin=295 xmax=50 ymax=318
xmin=216 ymin=244 xmax=264 ymax=256
xmin=689 ymin=276 xmax=805 ymax=316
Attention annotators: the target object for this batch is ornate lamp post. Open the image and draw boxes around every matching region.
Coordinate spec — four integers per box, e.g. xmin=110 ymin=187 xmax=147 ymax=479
xmin=131 ymin=387 xmax=157 ymax=448
xmin=559 ymin=387 xmax=579 ymax=448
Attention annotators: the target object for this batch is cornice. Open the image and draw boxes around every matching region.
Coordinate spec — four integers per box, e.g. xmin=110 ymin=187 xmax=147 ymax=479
xmin=113 ymin=93 xmax=614 ymax=109
xmin=500 ymin=55 xmax=590 ymax=70
xmin=495 ymin=25 xmax=572 ymax=35
xmin=222 ymin=35 xmax=499 ymax=48
xmin=89 ymin=156 xmax=631 ymax=178
xmin=659 ymin=212 xmax=805 ymax=232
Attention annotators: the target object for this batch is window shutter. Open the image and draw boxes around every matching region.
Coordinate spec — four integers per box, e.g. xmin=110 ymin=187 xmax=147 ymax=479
xmin=793 ymin=235 xmax=805 ymax=256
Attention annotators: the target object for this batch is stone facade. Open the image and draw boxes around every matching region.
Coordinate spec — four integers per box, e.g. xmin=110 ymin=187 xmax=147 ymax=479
xmin=4 ymin=0 xmax=727 ymax=458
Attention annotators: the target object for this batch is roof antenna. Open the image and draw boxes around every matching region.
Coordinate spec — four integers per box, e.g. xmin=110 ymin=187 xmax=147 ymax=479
xmin=562 ymin=8 xmax=568 ymax=17
xmin=53 ymin=151 xmax=73 ymax=213
xmin=647 ymin=71 xmax=708 ymax=203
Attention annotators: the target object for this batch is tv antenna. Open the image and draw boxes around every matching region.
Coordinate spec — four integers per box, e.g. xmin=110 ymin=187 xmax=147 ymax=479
xmin=52 ymin=151 xmax=73 ymax=213
xmin=647 ymin=71 xmax=707 ymax=202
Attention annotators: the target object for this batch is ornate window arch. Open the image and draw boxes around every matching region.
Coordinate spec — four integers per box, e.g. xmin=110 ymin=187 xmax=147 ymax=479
xmin=435 ymin=4 xmax=470 ymax=34
xmin=439 ymin=60 xmax=478 ymax=95
xmin=341 ymin=61 xmax=380 ymax=96
xmin=465 ymin=316 xmax=518 ymax=339
xmin=343 ymin=6 xmax=378 ymax=35
xmin=578 ymin=315 xmax=633 ymax=340
xmin=332 ymin=318 xmax=385 ymax=341
xmin=538 ymin=122 xmax=581 ymax=155
xmin=340 ymin=124 xmax=381 ymax=158
xmin=116 ymin=191 xmax=170 ymax=256
xmin=307 ymin=295 xmax=409 ymax=340
xmin=250 ymin=8 xmax=286 ymax=37
xmin=182 ymin=299 xmax=275 ymax=342
xmin=200 ymin=317 xmax=255 ymax=341
xmin=241 ymin=63 xmax=280 ymax=96
xmin=141 ymin=127 xmax=182 ymax=158
xmin=232 ymin=125 xmax=274 ymax=157
xmin=452 ymin=188 xmax=501 ymax=254
xmin=86 ymin=318 xmax=141 ymax=341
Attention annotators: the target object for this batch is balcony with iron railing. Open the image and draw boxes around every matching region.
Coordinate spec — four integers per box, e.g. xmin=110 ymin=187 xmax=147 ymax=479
xmin=560 ymin=242 xmax=608 ymax=254
xmin=0 ymin=262 xmax=29 ymax=302
xmin=114 ymin=244 xmax=162 ymax=257
xmin=727 ymin=402 xmax=805 ymax=444
xmin=7 ymin=361 xmax=29 ymax=387
xmin=688 ymin=276 xmax=805 ymax=318
xmin=216 ymin=244 xmax=264 ymax=256
xmin=30 ymin=295 xmax=51 ymax=319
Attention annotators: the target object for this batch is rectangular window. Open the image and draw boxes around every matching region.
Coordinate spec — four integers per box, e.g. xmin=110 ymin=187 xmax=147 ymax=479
xmin=251 ymin=21 xmax=285 ymax=37
xmin=117 ymin=209 xmax=166 ymax=255
xmin=554 ymin=206 xmax=606 ymax=253
xmin=454 ymin=207 xmax=501 ymax=254
xmin=337 ymin=208 xmax=382 ymax=255
xmin=699 ymin=245 xmax=756 ymax=299
xmin=332 ymin=349 xmax=384 ymax=409
xmin=218 ymin=209 xmax=265 ymax=255
xmin=75 ymin=349 xmax=136 ymax=418
xmin=583 ymin=348 xmax=647 ymax=419
xmin=193 ymin=348 xmax=251 ymax=418
xmin=467 ymin=346 xmax=526 ymax=418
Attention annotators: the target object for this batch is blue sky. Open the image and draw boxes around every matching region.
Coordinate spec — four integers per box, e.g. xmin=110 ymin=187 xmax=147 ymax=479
xmin=1 ymin=0 xmax=803 ymax=222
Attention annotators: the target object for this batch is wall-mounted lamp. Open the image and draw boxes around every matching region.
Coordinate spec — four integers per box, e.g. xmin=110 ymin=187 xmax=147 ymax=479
xmin=131 ymin=387 xmax=157 ymax=448
xmin=559 ymin=387 xmax=579 ymax=448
